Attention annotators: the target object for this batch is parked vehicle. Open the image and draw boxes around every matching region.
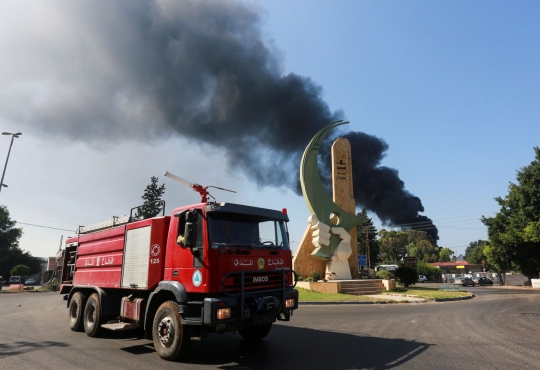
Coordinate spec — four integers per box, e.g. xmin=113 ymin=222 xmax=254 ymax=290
xmin=60 ymin=174 xmax=298 ymax=362
xmin=461 ymin=277 xmax=476 ymax=286
xmin=443 ymin=276 xmax=455 ymax=283
xmin=477 ymin=277 xmax=493 ymax=286
xmin=9 ymin=276 xmax=21 ymax=284
xmin=25 ymin=278 xmax=38 ymax=285
xmin=375 ymin=265 xmax=398 ymax=272
xmin=417 ymin=275 xmax=427 ymax=283
xmin=453 ymin=277 xmax=465 ymax=285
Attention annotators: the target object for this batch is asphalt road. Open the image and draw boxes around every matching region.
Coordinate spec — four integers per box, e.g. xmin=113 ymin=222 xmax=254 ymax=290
xmin=1 ymin=287 xmax=539 ymax=370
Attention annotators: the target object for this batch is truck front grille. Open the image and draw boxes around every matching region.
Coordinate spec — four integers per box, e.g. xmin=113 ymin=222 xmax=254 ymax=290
xmin=222 ymin=269 xmax=293 ymax=295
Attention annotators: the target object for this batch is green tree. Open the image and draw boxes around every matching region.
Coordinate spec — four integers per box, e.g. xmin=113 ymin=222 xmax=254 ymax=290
xmin=406 ymin=243 xmax=417 ymax=260
xmin=483 ymin=242 xmax=511 ymax=285
xmin=378 ymin=229 xmax=408 ymax=264
xmin=439 ymin=247 xmax=454 ymax=262
xmin=416 ymin=239 xmax=439 ymax=262
xmin=404 ymin=230 xmax=438 ymax=262
xmin=356 ymin=208 xmax=379 ymax=268
xmin=406 ymin=230 xmax=435 ymax=248
xmin=0 ymin=205 xmax=41 ymax=279
xmin=465 ymin=240 xmax=487 ymax=264
xmin=465 ymin=245 xmax=485 ymax=265
xmin=482 ymin=147 xmax=540 ymax=282
xmin=10 ymin=264 xmax=30 ymax=276
xmin=137 ymin=176 xmax=166 ymax=218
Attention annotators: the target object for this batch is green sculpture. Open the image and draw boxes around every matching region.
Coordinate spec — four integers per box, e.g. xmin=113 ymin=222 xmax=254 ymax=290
xmin=300 ymin=120 xmax=366 ymax=260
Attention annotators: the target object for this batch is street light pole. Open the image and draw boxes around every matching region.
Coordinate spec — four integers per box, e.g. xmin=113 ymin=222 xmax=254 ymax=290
xmin=0 ymin=132 xmax=22 ymax=193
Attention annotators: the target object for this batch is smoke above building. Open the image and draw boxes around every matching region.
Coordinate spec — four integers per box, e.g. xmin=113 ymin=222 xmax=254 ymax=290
xmin=1 ymin=0 xmax=438 ymax=241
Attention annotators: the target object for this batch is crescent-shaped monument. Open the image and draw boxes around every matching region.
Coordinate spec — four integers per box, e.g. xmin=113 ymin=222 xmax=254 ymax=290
xmin=300 ymin=120 xmax=366 ymax=261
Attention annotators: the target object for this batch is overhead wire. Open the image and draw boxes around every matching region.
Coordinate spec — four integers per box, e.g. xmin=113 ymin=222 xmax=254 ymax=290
xmin=15 ymin=222 xmax=75 ymax=232
xmin=12 ymin=214 xmax=79 ymax=226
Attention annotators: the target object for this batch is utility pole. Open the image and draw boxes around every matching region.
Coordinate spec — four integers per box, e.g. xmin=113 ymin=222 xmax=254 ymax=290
xmin=365 ymin=226 xmax=371 ymax=271
xmin=57 ymin=235 xmax=64 ymax=253
xmin=0 ymin=132 xmax=22 ymax=192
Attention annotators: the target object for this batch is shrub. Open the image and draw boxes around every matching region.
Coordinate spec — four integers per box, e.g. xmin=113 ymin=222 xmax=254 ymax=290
xmin=311 ymin=271 xmax=321 ymax=282
xmin=376 ymin=270 xmax=393 ymax=279
xmin=394 ymin=265 xmax=418 ymax=288
xmin=417 ymin=261 xmax=442 ymax=281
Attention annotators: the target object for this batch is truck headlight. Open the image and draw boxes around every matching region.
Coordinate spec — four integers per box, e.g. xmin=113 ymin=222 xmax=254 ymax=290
xmin=217 ymin=307 xmax=231 ymax=320
xmin=285 ymin=298 xmax=295 ymax=308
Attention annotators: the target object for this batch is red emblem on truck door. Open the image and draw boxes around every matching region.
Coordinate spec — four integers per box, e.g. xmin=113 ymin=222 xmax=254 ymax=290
xmin=151 ymin=244 xmax=161 ymax=256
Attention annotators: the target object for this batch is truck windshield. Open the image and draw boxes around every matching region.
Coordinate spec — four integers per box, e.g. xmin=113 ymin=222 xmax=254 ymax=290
xmin=207 ymin=213 xmax=289 ymax=250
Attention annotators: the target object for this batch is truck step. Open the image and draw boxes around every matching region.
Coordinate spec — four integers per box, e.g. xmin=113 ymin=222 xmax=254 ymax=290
xmin=101 ymin=322 xmax=138 ymax=331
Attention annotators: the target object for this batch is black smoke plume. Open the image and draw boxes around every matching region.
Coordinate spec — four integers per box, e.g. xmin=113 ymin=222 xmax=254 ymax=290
xmin=4 ymin=0 xmax=438 ymax=241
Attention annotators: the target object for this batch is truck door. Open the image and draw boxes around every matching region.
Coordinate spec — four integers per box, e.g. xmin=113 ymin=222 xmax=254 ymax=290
xmin=191 ymin=211 xmax=204 ymax=268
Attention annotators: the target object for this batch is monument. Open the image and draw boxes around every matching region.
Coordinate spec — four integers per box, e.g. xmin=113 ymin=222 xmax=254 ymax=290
xmin=292 ymin=120 xmax=365 ymax=280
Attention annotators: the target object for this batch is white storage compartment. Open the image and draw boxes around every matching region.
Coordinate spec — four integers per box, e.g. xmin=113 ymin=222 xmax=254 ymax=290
xmin=122 ymin=226 xmax=151 ymax=289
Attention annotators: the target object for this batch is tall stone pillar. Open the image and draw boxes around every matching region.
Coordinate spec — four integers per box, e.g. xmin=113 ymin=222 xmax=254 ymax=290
xmin=331 ymin=138 xmax=358 ymax=279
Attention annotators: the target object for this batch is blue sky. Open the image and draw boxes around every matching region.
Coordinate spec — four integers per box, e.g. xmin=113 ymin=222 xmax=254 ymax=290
xmin=1 ymin=1 xmax=539 ymax=258
xmin=257 ymin=0 xmax=540 ymax=254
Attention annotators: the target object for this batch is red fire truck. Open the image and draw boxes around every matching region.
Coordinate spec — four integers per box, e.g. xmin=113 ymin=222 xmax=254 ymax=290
xmin=60 ymin=178 xmax=298 ymax=361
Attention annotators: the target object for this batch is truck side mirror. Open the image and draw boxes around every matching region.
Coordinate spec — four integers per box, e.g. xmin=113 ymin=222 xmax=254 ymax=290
xmin=186 ymin=211 xmax=196 ymax=223
xmin=184 ymin=222 xmax=197 ymax=252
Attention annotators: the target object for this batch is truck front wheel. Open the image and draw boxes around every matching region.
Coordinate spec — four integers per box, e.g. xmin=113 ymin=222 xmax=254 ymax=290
xmin=68 ymin=292 xmax=86 ymax=332
xmin=152 ymin=301 xmax=191 ymax=361
xmin=83 ymin=293 xmax=104 ymax=337
xmin=238 ymin=323 xmax=272 ymax=341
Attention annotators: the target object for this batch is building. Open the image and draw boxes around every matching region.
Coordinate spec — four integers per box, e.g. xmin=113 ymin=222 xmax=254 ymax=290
xmin=430 ymin=261 xmax=484 ymax=276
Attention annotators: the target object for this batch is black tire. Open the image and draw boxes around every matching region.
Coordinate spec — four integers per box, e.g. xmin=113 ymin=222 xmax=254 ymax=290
xmin=84 ymin=293 xmax=104 ymax=337
xmin=152 ymin=301 xmax=191 ymax=361
xmin=69 ymin=292 xmax=86 ymax=332
xmin=238 ymin=323 xmax=272 ymax=341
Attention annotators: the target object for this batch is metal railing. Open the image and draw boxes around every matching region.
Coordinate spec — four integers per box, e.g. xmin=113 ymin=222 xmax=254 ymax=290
xmin=77 ymin=200 xmax=166 ymax=235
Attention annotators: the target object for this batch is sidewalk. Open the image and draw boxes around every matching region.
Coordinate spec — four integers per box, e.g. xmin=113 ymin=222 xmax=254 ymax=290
xmin=365 ymin=294 xmax=427 ymax=303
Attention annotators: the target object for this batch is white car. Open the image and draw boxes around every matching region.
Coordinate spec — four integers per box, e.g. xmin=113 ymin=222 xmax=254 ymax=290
xmin=417 ymin=275 xmax=427 ymax=283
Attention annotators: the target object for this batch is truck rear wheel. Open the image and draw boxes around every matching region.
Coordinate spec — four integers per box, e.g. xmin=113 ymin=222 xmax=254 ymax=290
xmin=238 ymin=323 xmax=272 ymax=341
xmin=68 ymin=292 xmax=86 ymax=332
xmin=84 ymin=293 xmax=104 ymax=337
xmin=152 ymin=301 xmax=191 ymax=361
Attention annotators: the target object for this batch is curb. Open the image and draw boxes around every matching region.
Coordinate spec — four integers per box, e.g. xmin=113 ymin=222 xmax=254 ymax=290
xmin=299 ymin=293 xmax=475 ymax=305
xmin=0 ymin=289 xmax=51 ymax=294
xmin=299 ymin=301 xmax=375 ymax=305
xmin=434 ymin=294 xmax=475 ymax=302
xmin=381 ymin=293 xmax=428 ymax=299
xmin=300 ymin=299 xmax=424 ymax=305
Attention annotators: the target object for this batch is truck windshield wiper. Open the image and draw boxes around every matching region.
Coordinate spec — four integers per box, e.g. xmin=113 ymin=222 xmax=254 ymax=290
xmin=251 ymin=243 xmax=280 ymax=250
xmin=213 ymin=242 xmax=254 ymax=249
xmin=212 ymin=242 xmax=238 ymax=247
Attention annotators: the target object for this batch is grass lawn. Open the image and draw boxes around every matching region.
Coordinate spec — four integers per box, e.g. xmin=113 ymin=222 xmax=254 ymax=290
xmin=297 ymin=287 xmax=378 ymax=302
xmin=388 ymin=286 xmax=471 ymax=299
xmin=297 ymin=286 xmax=471 ymax=302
